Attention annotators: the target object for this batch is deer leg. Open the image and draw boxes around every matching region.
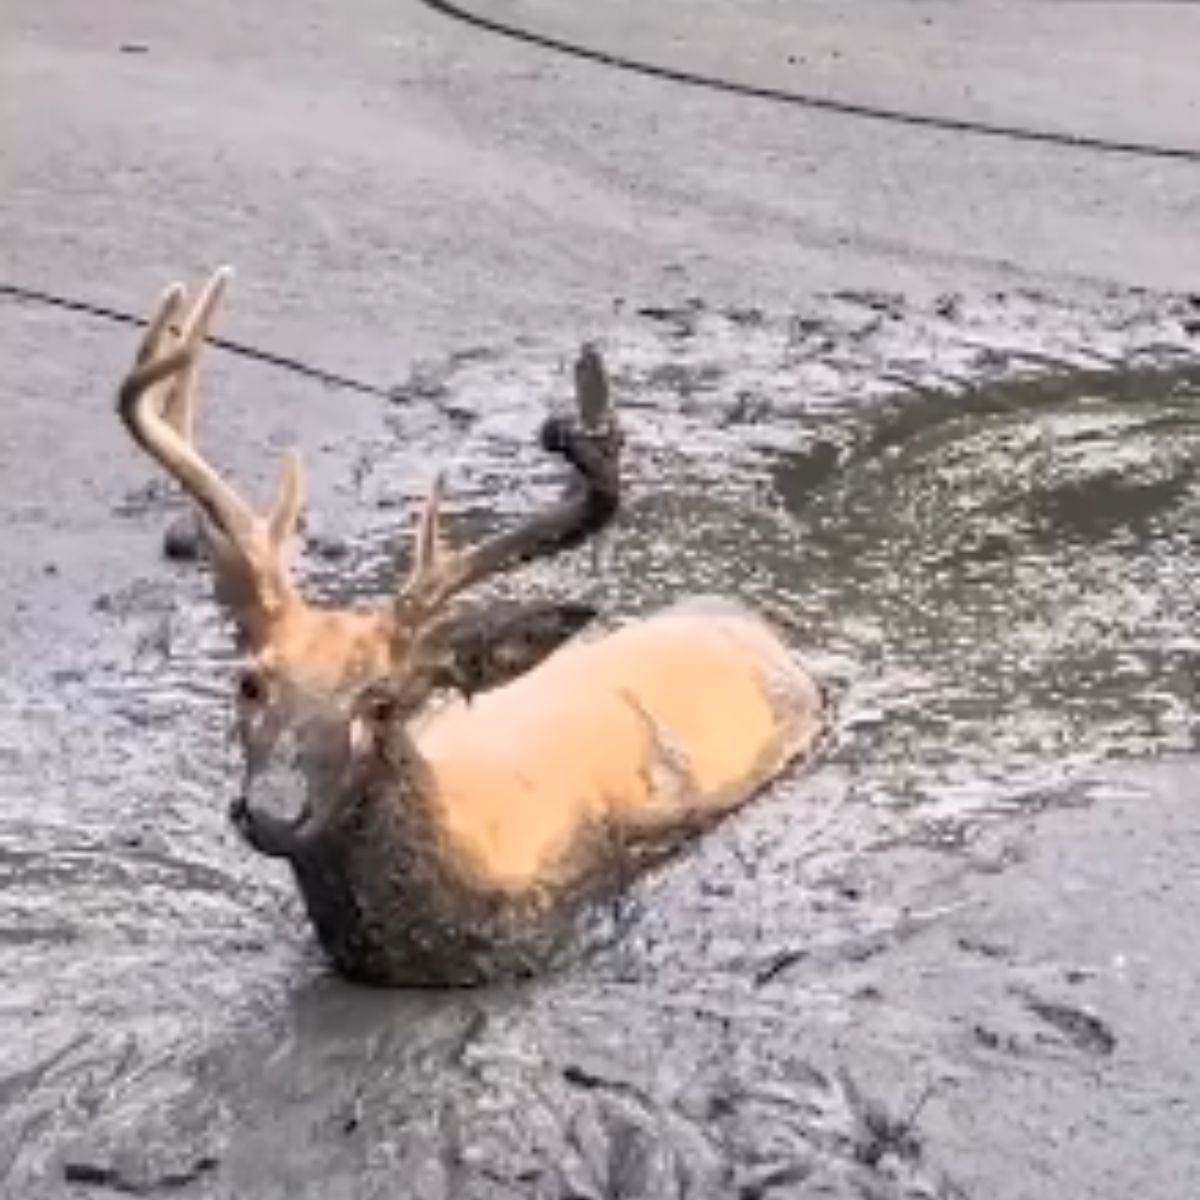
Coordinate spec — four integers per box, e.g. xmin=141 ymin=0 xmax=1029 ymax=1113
xmin=536 ymin=413 xmax=622 ymax=550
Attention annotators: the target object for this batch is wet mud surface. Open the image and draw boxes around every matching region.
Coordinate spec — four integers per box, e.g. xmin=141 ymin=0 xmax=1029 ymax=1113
xmin=2 ymin=282 xmax=1200 ymax=1198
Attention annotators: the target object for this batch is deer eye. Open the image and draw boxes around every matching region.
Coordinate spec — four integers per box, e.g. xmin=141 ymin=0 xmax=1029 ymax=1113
xmin=237 ymin=669 xmax=265 ymax=705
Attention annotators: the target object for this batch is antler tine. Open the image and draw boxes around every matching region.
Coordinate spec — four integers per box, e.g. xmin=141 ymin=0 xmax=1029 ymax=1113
xmin=117 ymin=269 xmax=258 ymax=549
xmin=266 ymin=448 xmax=305 ymax=552
xmin=393 ymin=473 xmax=448 ymax=620
xmin=158 ymin=266 xmax=305 ymax=556
xmin=160 ymin=265 xmax=233 ymax=443
xmin=393 ymin=344 xmax=620 ymax=627
xmin=411 ymin=475 xmax=447 ymax=577
xmin=136 ymin=283 xmax=187 ymax=366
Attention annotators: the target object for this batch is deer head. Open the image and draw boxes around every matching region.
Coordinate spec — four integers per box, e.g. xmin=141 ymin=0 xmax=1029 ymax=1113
xmin=116 ymin=267 xmax=621 ymax=823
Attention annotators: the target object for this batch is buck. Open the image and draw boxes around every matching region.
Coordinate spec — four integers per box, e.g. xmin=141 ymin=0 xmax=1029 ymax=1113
xmin=117 ymin=266 xmax=831 ymax=987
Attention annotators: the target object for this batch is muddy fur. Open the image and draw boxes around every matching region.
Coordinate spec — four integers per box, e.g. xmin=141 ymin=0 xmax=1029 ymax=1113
xmin=423 ymin=597 xmax=600 ymax=700
xmin=237 ymin=681 xmax=730 ymax=987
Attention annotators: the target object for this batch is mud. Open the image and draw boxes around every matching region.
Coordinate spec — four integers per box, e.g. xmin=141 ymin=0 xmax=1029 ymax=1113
xmin=3 ymin=277 xmax=1200 ymax=1198
xmin=7 ymin=0 xmax=1200 ymax=1194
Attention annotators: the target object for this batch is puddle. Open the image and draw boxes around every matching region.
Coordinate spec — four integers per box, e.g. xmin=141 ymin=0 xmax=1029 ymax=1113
xmin=770 ymin=366 xmax=1200 ymax=816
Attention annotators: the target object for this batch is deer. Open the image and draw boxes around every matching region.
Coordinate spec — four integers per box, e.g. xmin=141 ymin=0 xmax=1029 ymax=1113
xmin=116 ymin=266 xmax=831 ymax=987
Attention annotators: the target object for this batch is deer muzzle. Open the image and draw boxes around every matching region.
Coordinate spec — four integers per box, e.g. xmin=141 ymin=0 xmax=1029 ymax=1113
xmin=231 ymin=727 xmax=317 ymax=858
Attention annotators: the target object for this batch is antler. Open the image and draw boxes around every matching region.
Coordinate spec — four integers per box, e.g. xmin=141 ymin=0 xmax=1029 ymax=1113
xmin=393 ymin=343 xmax=621 ymax=637
xmin=116 ymin=267 xmax=305 ymax=646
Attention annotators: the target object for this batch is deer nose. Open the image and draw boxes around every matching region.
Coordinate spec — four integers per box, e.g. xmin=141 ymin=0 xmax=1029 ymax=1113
xmin=229 ymin=791 xmax=307 ymax=860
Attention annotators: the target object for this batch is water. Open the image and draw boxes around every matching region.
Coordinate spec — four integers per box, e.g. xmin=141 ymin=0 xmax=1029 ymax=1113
xmin=773 ymin=366 xmax=1200 ymax=814
xmin=2 ymin=293 xmax=1199 ymax=1197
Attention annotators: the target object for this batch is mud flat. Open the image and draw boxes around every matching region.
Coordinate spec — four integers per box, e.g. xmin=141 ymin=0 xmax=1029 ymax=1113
xmin=4 ymin=0 xmax=1200 ymax=1195
xmin=2 ymin=281 xmax=1199 ymax=1198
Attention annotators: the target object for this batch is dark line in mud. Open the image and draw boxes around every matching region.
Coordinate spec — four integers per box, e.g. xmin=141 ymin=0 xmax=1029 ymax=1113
xmin=420 ymin=0 xmax=1200 ymax=165
xmin=0 ymin=282 xmax=394 ymax=400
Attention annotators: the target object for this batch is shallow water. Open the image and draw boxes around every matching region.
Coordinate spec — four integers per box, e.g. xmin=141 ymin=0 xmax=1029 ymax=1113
xmin=2 ymin=293 xmax=1199 ymax=1197
xmin=773 ymin=366 xmax=1200 ymax=812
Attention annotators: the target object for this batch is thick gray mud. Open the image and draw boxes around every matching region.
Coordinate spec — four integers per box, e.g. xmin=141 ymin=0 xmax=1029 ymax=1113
xmin=2 ymin=287 xmax=1199 ymax=1198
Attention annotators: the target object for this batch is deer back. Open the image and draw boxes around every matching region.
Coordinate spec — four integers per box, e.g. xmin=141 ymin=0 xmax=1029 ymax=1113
xmin=411 ymin=598 xmax=827 ymax=890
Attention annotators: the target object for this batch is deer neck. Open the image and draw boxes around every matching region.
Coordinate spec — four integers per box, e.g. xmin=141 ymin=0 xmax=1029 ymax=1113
xmin=285 ymin=720 xmax=487 ymax=985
